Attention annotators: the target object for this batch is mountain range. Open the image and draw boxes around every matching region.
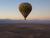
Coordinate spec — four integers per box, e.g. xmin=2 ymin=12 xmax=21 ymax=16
xmin=0 ymin=19 xmax=50 ymax=24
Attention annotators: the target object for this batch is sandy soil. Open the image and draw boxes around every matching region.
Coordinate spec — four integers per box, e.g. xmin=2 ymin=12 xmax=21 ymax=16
xmin=0 ymin=23 xmax=50 ymax=38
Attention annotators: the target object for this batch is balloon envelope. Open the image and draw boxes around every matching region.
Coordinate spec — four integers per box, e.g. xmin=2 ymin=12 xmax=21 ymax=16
xmin=19 ymin=3 xmax=32 ymax=20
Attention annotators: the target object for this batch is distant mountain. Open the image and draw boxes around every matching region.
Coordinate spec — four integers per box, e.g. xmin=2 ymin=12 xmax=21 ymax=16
xmin=0 ymin=19 xmax=50 ymax=24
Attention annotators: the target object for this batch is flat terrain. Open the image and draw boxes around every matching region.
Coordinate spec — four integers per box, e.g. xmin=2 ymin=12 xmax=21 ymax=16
xmin=0 ymin=23 xmax=50 ymax=38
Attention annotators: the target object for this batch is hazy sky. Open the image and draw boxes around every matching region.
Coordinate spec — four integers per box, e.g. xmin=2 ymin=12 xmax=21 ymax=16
xmin=0 ymin=0 xmax=50 ymax=20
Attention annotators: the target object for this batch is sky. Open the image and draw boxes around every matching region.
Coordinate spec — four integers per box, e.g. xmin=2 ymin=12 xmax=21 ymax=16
xmin=0 ymin=0 xmax=50 ymax=20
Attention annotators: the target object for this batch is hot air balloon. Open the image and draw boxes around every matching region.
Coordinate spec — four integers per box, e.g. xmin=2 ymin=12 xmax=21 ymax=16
xmin=19 ymin=2 xmax=32 ymax=20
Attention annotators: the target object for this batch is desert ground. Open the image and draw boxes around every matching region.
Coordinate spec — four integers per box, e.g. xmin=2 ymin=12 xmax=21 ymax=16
xmin=0 ymin=23 xmax=50 ymax=38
